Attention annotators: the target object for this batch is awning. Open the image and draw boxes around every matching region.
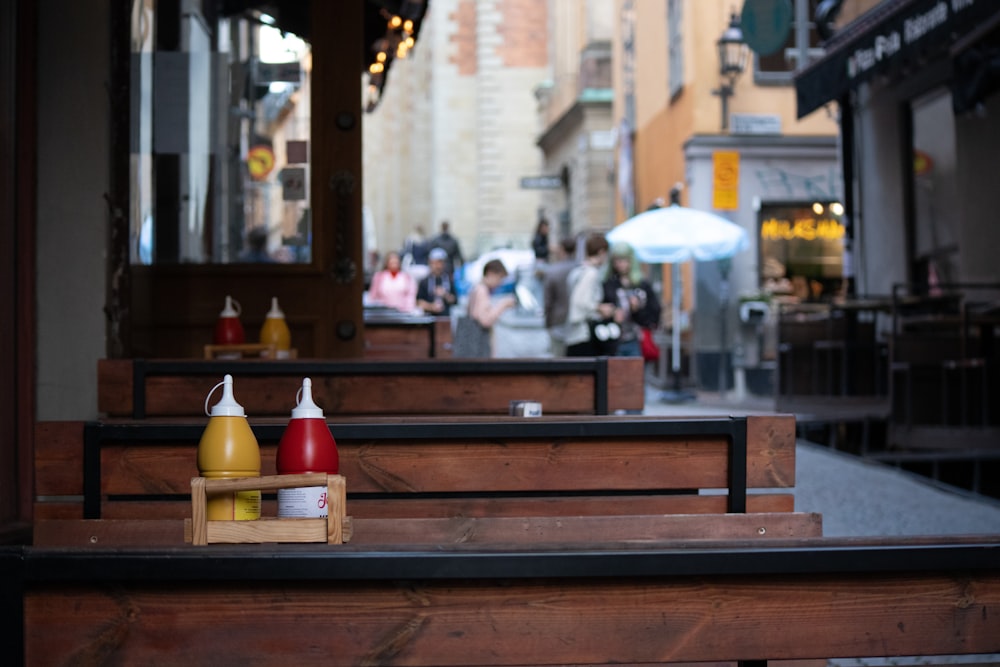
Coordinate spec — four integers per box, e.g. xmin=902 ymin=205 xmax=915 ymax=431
xmin=795 ymin=0 xmax=1000 ymax=118
xmin=220 ymin=0 xmax=429 ymax=110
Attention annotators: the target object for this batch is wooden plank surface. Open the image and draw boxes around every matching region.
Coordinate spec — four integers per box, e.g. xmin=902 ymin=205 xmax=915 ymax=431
xmin=98 ymin=435 xmax=790 ymax=495
xmin=33 ymin=511 xmax=818 ymax=547
xmin=34 ymin=420 xmax=84 ymax=495
xmin=96 ymin=358 xmax=645 ymax=417
xmin=607 ymin=356 xmax=645 ymax=412
xmin=345 ymin=511 xmax=822 ymax=545
xmin=139 ymin=374 xmax=600 ymax=416
xmin=37 ymin=415 xmax=796 ymax=519
xmin=97 ymin=359 xmax=132 ymax=416
xmin=23 ymin=572 xmax=1000 ymax=665
xmin=97 ymin=492 xmax=795 ymax=521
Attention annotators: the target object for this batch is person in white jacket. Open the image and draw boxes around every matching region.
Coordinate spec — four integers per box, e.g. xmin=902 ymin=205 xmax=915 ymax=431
xmin=565 ymin=234 xmax=616 ymax=356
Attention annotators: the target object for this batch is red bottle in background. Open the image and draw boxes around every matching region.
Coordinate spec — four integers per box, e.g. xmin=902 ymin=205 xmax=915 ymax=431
xmin=213 ymin=295 xmax=245 ymax=345
xmin=276 ymin=377 xmax=339 ymax=518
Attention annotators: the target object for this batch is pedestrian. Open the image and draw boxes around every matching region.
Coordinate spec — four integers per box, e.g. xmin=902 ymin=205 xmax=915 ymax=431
xmin=429 ymin=220 xmax=464 ymax=279
xmin=542 ymin=237 xmax=579 ymax=356
xmin=367 ymin=251 xmax=418 ymax=313
xmin=565 ymin=233 xmax=616 ymax=357
xmin=532 ymin=217 xmax=551 ymax=263
xmin=603 ymin=242 xmax=661 ymax=357
xmin=452 ymin=259 xmax=516 ymax=358
xmin=402 ymin=225 xmax=429 ymax=267
xmin=416 ymin=247 xmax=458 ymax=316
xmin=238 ymin=226 xmax=274 ymax=263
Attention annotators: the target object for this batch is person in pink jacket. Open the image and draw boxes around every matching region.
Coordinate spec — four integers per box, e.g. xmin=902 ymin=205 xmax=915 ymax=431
xmin=367 ymin=251 xmax=417 ymax=313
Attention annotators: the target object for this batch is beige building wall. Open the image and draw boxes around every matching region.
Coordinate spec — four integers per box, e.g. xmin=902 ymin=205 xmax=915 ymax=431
xmin=363 ymin=0 xmax=550 ymax=262
xmin=544 ymin=0 xmax=615 ymax=129
xmin=475 ymin=1 xmax=550 ymax=253
xmin=536 ymin=0 xmax=616 ymax=236
xmin=429 ymin=0 xmax=479 ymax=253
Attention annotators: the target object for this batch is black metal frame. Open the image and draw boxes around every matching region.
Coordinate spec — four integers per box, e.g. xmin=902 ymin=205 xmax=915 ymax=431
xmin=83 ymin=415 xmax=749 ymax=518
xmin=5 ymin=540 xmax=999 ymax=581
xmin=128 ymin=357 xmax=614 ymax=418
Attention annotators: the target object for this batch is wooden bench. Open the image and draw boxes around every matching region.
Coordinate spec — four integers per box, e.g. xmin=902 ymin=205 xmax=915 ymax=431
xmin=27 ymin=411 xmax=832 ymax=665
xmin=363 ymin=314 xmax=453 ymax=358
xmin=35 ymin=415 xmax=797 ymax=522
xmin=4 ymin=537 xmax=998 ymax=665
xmin=97 ymin=357 xmax=645 ymax=418
xmin=28 ymin=414 xmax=997 ymax=666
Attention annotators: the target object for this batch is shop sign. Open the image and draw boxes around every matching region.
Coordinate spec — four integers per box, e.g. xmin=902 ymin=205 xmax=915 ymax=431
xmin=795 ymin=0 xmax=994 ymax=118
xmin=279 ymin=167 xmax=306 ymax=200
xmin=248 ymin=145 xmax=276 ymax=180
xmin=731 ymin=114 xmax=782 ymax=136
xmin=712 ymin=151 xmax=740 ymax=211
xmin=761 ymin=217 xmax=845 ymax=241
xmin=914 ymin=149 xmax=934 ymax=176
xmin=519 ymin=176 xmax=563 ymax=189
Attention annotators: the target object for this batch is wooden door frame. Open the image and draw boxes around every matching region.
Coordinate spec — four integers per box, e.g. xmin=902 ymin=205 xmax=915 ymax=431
xmin=115 ymin=0 xmax=365 ymax=359
xmin=1 ymin=0 xmax=37 ymax=542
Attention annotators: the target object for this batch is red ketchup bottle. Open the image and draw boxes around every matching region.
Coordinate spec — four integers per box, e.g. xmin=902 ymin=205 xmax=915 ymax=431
xmin=213 ymin=295 xmax=245 ymax=345
xmin=276 ymin=377 xmax=339 ymax=518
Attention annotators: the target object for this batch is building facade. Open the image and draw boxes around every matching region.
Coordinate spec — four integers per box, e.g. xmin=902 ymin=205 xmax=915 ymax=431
xmin=613 ymin=0 xmax=842 ymax=391
xmin=796 ymin=0 xmax=1000 ymax=294
xmin=363 ymin=0 xmax=551 ymax=263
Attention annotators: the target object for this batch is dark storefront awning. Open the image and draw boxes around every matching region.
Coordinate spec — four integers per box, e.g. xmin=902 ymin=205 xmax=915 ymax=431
xmin=795 ymin=0 xmax=1000 ymax=118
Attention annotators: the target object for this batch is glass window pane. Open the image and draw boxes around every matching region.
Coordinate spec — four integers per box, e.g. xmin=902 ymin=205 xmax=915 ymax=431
xmin=129 ymin=5 xmax=312 ymax=265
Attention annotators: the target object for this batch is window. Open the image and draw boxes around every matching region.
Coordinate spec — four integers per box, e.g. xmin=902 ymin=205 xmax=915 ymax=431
xmin=130 ymin=5 xmax=313 ymax=265
xmin=754 ymin=0 xmax=824 ymax=85
xmin=667 ymin=0 xmax=683 ymax=98
xmin=758 ymin=201 xmax=846 ymax=301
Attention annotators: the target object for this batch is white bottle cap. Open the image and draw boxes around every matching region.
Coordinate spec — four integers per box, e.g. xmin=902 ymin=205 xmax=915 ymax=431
xmin=206 ymin=374 xmax=246 ymax=417
xmin=291 ymin=377 xmax=324 ymax=419
xmin=219 ymin=295 xmax=241 ymax=317
xmin=266 ymin=296 xmax=284 ymax=319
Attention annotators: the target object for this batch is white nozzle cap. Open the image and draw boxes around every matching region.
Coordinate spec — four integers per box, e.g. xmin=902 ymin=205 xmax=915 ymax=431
xmin=291 ymin=377 xmax=324 ymax=419
xmin=220 ymin=295 xmax=241 ymax=318
xmin=208 ymin=374 xmax=246 ymax=417
xmin=266 ymin=296 xmax=284 ymax=319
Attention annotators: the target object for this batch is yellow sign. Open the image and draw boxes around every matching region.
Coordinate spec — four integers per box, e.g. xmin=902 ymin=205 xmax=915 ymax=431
xmin=712 ymin=151 xmax=739 ymax=210
xmin=760 ymin=217 xmax=845 ymax=241
xmin=247 ymin=145 xmax=276 ymax=181
xmin=913 ymin=149 xmax=933 ymax=176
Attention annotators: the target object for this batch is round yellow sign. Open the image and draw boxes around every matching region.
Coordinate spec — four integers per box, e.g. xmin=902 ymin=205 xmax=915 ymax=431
xmin=248 ymin=145 xmax=276 ymax=180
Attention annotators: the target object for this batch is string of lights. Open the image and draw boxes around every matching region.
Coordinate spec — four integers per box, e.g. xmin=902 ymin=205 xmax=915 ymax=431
xmin=365 ymin=0 xmax=426 ymax=111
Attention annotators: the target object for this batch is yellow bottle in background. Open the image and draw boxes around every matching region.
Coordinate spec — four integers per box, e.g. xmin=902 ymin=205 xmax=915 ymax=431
xmin=259 ymin=296 xmax=291 ymax=359
xmin=197 ymin=374 xmax=261 ymax=520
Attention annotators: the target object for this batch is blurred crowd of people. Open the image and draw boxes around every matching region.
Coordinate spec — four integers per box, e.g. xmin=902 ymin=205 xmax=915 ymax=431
xmin=365 ymin=220 xmax=464 ymax=316
xmin=364 ymin=218 xmax=662 ymax=363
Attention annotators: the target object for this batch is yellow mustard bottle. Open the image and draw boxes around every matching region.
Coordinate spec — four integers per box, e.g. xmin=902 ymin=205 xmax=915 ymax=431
xmin=197 ymin=374 xmax=261 ymax=520
xmin=259 ymin=296 xmax=291 ymax=359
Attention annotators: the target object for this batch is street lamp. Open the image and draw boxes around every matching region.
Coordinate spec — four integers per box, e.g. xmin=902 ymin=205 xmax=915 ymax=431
xmin=712 ymin=11 xmax=749 ymax=131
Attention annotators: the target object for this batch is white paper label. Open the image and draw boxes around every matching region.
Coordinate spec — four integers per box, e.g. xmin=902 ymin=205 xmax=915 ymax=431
xmin=277 ymin=486 xmax=329 ymax=518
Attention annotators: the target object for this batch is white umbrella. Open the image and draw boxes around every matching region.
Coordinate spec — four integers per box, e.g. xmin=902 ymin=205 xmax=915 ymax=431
xmin=606 ymin=204 xmax=749 ymax=264
xmin=606 ymin=204 xmax=749 ymax=399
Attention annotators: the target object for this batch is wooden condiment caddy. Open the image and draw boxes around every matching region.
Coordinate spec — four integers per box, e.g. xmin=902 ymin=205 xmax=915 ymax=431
xmin=186 ymin=472 xmax=350 ymax=545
